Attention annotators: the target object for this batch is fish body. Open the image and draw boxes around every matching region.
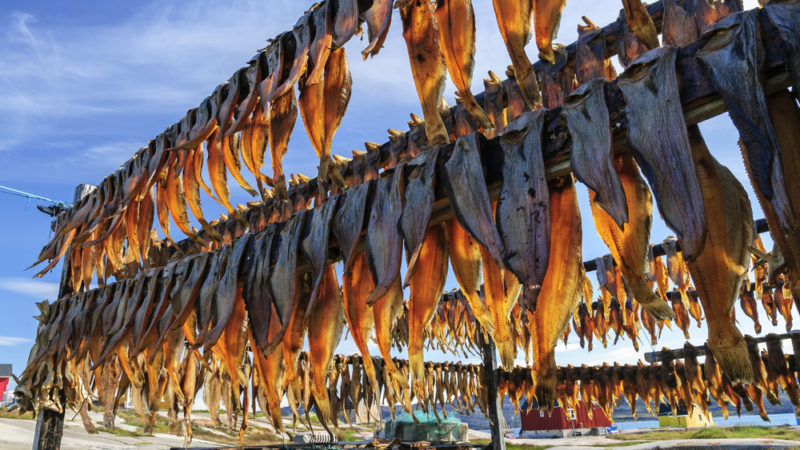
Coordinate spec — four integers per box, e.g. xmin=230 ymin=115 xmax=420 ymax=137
xmin=492 ymin=0 xmax=542 ymax=108
xmin=267 ymin=211 xmax=308 ymax=355
xmin=575 ymin=18 xmax=617 ymax=84
xmin=563 ymin=79 xmax=628 ymax=228
xmin=333 ymin=180 xmax=375 ymax=271
xmin=443 ymin=133 xmax=504 ymax=267
xmin=342 ymin=253 xmax=380 ymax=401
xmin=662 ymin=0 xmax=699 ymax=47
xmin=435 ymin=0 xmax=493 ymax=131
xmin=590 ymin=151 xmax=675 ymax=320
xmin=268 ymin=86 xmax=299 ymax=199
xmin=408 ymin=225 xmax=449 ymax=399
xmin=307 ymin=265 xmax=344 ymax=427
xmin=684 ymin=125 xmax=754 ymax=384
xmin=697 ymin=11 xmax=797 ymax=251
xmin=365 ymin=168 xmax=405 ymax=306
xmin=398 ymin=0 xmax=449 ymax=146
xmin=621 ymin=0 xmax=658 ymax=50
xmin=530 ymin=178 xmax=582 ymax=412
xmin=617 ymin=46 xmax=707 ymax=260
xmin=400 ymin=149 xmax=439 ymax=284
xmin=533 ymin=0 xmax=567 ymax=63
xmin=360 ymin=0 xmax=393 ymax=59
xmin=445 ymin=218 xmax=494 ymax=335
xmin=496 ymin=111 xmax=550 ymax=304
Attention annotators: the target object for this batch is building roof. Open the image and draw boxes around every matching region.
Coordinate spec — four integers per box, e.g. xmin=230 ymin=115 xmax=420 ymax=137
xmin=0 ymin=364 xmax=11 ymax=378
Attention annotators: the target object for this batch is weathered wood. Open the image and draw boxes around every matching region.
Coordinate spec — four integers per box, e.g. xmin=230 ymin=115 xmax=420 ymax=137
xmin=791 ymin=331 xmax=800 ymax=375
xmin=32 ymin=409 xmax=65 ymax=450
xmin=582 ymin=218 xmax=769 ymax=272
xmin=478 ymin=330 xmax=505 ymax=450
xmin=645 ymin=331 xmax=793 ymax=363
xmin=34 ymin=184 xmax=95 ymax=450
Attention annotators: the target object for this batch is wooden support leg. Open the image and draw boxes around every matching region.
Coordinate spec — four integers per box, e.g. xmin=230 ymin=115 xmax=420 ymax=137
xmin=33 ymin=409 xmax=65 ymax=450
xmin=479 ymin=329 xmax=505 ymax=450
xmin=791 ymin=331 xmax=800 ymax=375
xmin=32 ymin=184 xmax=96 ymax=450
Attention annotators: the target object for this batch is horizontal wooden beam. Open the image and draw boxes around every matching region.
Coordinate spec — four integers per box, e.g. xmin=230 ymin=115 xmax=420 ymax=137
xmin=644 ymin=331 xmax=800 ymax=363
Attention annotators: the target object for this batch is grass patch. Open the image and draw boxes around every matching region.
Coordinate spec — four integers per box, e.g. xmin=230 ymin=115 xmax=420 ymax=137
xmin=506 ymin=444 xmax=549 ymax=450
xmin=116 ymin=410 xmax=172 ymax=435
xmin=610 ymin=425 xmax=800 ymax=442
xmin=96 ymin=426 xmax=140 ymax=438
xmin=339 ymin=429 xmax=364 ymax=441
xmin=473 ymin=439 xmax=549 ymax=450
xmin=0 ymin=407 xmax=34 ymax=420
xmin=593 ymin=441 xmax=642 ymax=447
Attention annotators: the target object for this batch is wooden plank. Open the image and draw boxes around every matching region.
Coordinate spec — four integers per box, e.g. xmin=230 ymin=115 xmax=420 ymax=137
xmin=33 ymin=184 xmax=95 ymax=450
xmin=582 ymin=219 xmax=770 ymax=272
xmin=645 ymin=332 xmax=796 ymax=363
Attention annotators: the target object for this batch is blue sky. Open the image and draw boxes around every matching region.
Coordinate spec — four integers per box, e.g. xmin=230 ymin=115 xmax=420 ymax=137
xmin=2 ymin=0 xmax=789 ymax=393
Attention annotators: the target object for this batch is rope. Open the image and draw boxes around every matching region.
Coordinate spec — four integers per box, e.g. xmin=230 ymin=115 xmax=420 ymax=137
xmin=0 ymin=185 xmax=70 ymax=208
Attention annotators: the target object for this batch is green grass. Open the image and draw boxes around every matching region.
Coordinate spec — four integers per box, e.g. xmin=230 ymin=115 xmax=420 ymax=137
xmin=473 ymin=440 xmax=549 ymax=449
xmin=610 ymin=425 xmax=800 ymax=442
xmin=339 ymin=429 xmax=364 ymax=441
xmin=116 ymin=410 xmax=172 ymax=435
xmin=0 ymin=407 xmax=34 ymax=420
xmin=506 ymin=444 xmax=550 ymax=450
xmin=96 ymin=426 xmax=140 ymax=438
xmin=593 ymin=441 xmax=642 ymax=447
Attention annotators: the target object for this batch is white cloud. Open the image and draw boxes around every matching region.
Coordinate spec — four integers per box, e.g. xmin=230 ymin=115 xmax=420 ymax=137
xmin=0 ymin=277 xmax=58 ymax=299
xmin=584 ymin=347 xmax=641 ymax=366
xmin=0 ymin=336 xmax=32 ymax=346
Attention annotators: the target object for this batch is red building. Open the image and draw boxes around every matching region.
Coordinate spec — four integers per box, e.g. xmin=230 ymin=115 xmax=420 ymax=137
xmin=0 ymin=364 xmax=10 ymax=405
xmin=520 ymin=402 xmax=612 ymax=438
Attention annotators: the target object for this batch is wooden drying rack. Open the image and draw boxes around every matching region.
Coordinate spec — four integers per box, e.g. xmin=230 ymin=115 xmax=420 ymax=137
xmin=32 ymin=1 xmax=793 ymax=449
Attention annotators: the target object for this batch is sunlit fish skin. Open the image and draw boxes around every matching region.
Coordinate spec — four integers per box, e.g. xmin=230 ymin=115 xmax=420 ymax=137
xmin=408 ymin=224 xmax=449 ymax=400
xmin=492 ymin=0 xmax=541 ymax=109
xmin=398 ymin=0 xmax=449 ymax=146
xmin=360 ymin=0 xmax=393 ymax=60
xmin=530 ymin=177 xmax=582 ymax=413
xmin=435 ymin=0 xmax=493 ymax=131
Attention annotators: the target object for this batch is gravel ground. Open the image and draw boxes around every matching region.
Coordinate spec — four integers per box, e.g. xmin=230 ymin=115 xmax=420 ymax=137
xmin=0 ymin=416 xmax=219 ymax=449
xmin=3 ymin=414 xmax=799 ymax=449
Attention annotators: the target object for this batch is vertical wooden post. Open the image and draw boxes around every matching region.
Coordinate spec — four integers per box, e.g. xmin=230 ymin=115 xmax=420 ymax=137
xmin=478 ymin=329 xmax=505 ymax=450
xmin=32 ymin=184 xmax=95 ymax=450
xmin=790 ymin=331 xmax=800 ymax=375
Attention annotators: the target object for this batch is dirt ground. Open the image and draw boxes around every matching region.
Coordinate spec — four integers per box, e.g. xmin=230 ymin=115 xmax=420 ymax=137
xmin=3 ymin=413 xmax=800 ymax=449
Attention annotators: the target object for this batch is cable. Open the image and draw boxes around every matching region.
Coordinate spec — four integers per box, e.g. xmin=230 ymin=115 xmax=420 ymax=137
xmin=0 ymin=185 xmax=70 ymax=208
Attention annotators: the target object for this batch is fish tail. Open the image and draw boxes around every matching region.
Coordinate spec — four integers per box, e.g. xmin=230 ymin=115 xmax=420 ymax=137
xmin=638 ymin=295 xmax=676 ymax=321
xmin=497 ymin=340 xmax=516 ymax=370
xmin=708 ymin=329 xmax=754 ymax=385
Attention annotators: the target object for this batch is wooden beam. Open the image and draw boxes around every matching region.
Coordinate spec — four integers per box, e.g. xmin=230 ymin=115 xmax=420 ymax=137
xmin=645 ymin=332 xmax=796 ymax=363
xmin=582 ymin=219 xmax=770 ymax=272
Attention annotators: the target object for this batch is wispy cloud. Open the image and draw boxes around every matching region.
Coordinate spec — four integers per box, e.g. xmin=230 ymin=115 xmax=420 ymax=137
xmin=0 ymin=336 xmax=32 ymax=346
xmin=0 ymin=277 xmax=58 ymax=299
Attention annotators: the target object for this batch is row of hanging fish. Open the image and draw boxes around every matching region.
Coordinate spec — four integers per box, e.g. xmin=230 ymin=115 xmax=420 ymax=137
xmin=499 ymin=338 xmax=800 ymax=424
xmin=15 ymin=303 xmax=800 ymax=444
xmin=398 ymin=235 xmax=796 ymax=363
xmin=28 ymin=0 xmax=560 ymax=285
xmin=31 ymin=0 xmax=739 ymax=290
xmin=18 ymin=2 xmax=800 ymax=425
